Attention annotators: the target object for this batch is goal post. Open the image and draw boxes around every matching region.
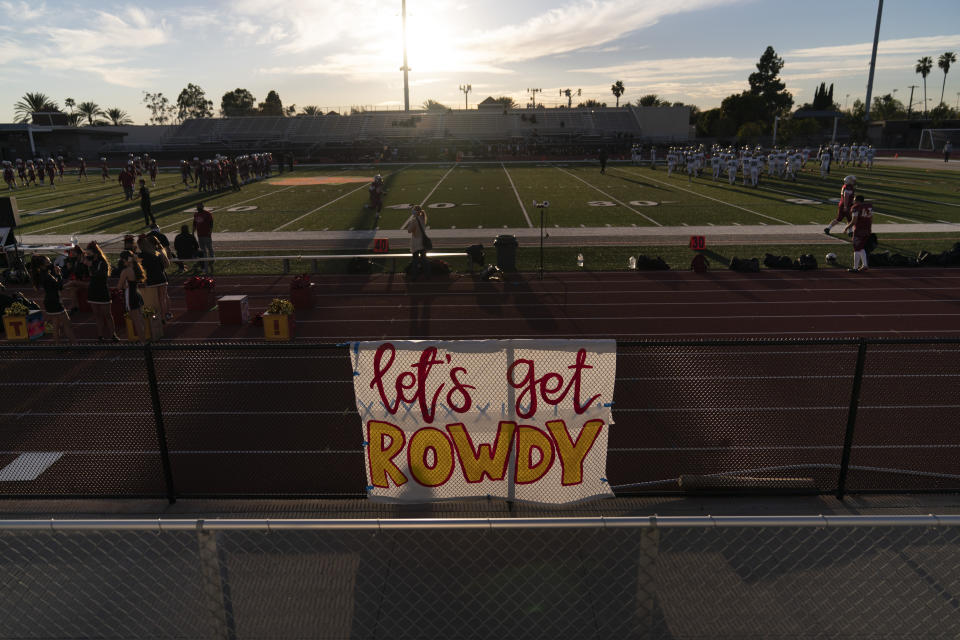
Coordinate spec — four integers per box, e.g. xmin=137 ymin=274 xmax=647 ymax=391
xmin=919 ymin=128 xmax=960 ymax=151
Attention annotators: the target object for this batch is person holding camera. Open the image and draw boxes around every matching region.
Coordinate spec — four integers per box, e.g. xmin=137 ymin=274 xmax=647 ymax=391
xmin=401 ymin=205 xmax=431 ymax=279
xmin=29 ymin=255 xmax=75 ymax=343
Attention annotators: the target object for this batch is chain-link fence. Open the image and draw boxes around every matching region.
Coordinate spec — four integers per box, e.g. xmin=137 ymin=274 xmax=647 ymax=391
xmin=1 ymin=338 xmax=959 ymax=500
xmin=1 ymin=516 xmax=959 ymax=639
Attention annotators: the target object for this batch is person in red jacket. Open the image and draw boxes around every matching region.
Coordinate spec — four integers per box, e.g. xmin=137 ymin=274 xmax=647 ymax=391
xmin=824 ymin=175 xmax=856 ymax=235
xmin=844 ymin=195 xmax=873 ymax=273
xmin=192 ymin=202 xmax=215 ymax=274
xmin=118 ymin=167 xmax=135 ymax=200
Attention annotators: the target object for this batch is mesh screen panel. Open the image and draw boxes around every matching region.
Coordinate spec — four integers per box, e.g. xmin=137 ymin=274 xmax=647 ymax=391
xmin=847 ymin=343 xmax=960 ymax=491
xmin=612 ymin=344 xmax=858 ymax=493
xmin=2 ymin=523 xmax=960 ymax=639
xmin=0 ymin=346 xmax=167 ymax=496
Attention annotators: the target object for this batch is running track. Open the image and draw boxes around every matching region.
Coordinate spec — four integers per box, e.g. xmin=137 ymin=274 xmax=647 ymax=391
xmin=27 ymin=269 xmax=960 ymax=340
xmin=4 ymin=269 xmax=960 ymax=499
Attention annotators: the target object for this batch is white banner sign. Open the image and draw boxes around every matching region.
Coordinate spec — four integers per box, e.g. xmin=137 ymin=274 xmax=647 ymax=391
xmin=350 ymin=340 xmax=616 ymax=504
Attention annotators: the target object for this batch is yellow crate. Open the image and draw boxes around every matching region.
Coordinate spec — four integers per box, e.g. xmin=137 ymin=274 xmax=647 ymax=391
xmin=3 ymin=315 xmax=29 ymax=341
xmin=125 ymin=313 xmax=163 ymax=342
xmin=262 ymin=313 xmax=294 ymax=341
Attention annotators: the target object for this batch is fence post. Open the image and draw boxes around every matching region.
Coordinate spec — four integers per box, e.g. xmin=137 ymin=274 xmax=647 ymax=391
xmin=837 ymin=339 xmax=868 ymax=499
xmin=144 ymin=344 xmax=177 ymax=503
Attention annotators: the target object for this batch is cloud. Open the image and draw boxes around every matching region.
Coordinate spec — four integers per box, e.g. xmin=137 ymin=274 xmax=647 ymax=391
xmin=38 ymin=9 xmax=168 ymax=55
xmin=789 ymin=34 xmax=960 ymax=59
xmin=0 ymin=0 xmax=46 ymax=21
xmin=570 ymin=56 xmax=755 ymax=81
xmin=248 ymin=0 xmax=744 ymax=78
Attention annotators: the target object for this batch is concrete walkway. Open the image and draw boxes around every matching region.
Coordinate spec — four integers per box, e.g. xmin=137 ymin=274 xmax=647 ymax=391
xmin=20 ymin=222 xmax=960 ymax=251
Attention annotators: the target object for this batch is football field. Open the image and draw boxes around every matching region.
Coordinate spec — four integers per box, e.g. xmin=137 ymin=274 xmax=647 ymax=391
xmin=11 ymin=159 xmax=960 ymax=241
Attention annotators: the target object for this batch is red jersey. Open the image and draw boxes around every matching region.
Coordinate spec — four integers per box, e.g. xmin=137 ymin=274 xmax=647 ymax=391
xmin=851 ymin=202 xmax=873 ymax=236
xmin=193 ymin=209 xmax=213 ymax=237
xmin=840 ymin=184 xmax=855 ymax=211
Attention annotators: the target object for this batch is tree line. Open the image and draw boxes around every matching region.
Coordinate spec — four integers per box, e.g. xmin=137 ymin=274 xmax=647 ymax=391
xmin=13 ymin=50 xmax=956 ymax=131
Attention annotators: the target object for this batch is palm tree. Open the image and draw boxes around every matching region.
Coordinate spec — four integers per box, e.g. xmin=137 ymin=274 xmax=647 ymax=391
xmin=13 ymin=92 xmax=59 ymax=122
xmin=938 ymin=52 xmax=957 ymax=106
xmin=916 ymin=56 xmax=933 ymax=116
xmin=301 ymin=105 xmax=321 ymax=116
xmin=77 ymin=101 xmax=104 ymax=126
xmin=611 ymin=80 xmax=625 ymax=108
xmin=64 ymin=97 xmax=75 ymax=112
xmin=105 ymin=108 xmax=133 ymax=126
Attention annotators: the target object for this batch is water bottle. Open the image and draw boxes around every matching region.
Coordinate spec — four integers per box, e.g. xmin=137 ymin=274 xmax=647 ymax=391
xmin=577 ymin=253 xmax=584 ymax=268
xmin=628 ymin=256 xmax=637 ymax=270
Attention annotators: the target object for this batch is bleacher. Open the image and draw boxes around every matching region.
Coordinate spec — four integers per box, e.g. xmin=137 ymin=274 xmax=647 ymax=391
xmin=160 ymin=106 xmax=681 ymax=152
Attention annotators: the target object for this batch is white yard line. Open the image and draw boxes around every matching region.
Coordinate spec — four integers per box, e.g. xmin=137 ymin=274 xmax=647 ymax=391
xmin=273 ymin=166 xmax=410 ymax=231
xmin=501 ymin=163 xmax=533 ymax=228
xmin=34 ymin=183 xmax=293 ymax=235
xmin=620 ymin=167 xmax=793 ymax=225
xmin=557 ymin=167 xmax=662 ymax=226
xmin=758 ymin=184 xmax=921 ymax=223
xmin=419 ymin=164 xmax=458 ymax=207
xmin=273 ymin=183 xmax=369 ymax=231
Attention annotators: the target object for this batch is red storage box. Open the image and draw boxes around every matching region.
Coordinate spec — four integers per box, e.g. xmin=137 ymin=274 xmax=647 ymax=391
xmin=217 ymin=295 xmax=249 ymax=325
xmin=290 ymin=284 xmax=314 ymax=311
xmin=185 ymin=288 xmax=215 ymax=312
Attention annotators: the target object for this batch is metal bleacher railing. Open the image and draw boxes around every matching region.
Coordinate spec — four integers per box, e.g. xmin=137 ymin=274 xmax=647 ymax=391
xmin=2 ymin=338 xmax=959 ymax=502
xmin=1 ymin=515 xmax=959 ymax=639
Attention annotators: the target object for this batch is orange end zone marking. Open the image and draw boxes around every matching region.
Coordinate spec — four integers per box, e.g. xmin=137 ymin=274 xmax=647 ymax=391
xmin=269 ymin=176 xmax=371 ymax=186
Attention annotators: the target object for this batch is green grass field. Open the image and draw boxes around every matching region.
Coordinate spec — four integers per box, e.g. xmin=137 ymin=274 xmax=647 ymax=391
xmin=11 ymin=160 xmax=960 ymax=239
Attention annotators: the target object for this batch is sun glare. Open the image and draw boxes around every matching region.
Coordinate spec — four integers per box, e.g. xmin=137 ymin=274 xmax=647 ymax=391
xmin=376 ymin=12 xmax=466 ymax=75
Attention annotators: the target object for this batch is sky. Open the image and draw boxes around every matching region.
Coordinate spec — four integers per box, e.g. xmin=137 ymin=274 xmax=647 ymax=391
xmin=1 ymin=0 xmax=959 ymax=123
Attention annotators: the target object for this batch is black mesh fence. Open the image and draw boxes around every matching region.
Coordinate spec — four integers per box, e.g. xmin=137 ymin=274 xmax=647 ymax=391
xmin=2 ymin=518 xmax=960 ymax=639
xmin=1 ymin=338 xmax=958 ymax=500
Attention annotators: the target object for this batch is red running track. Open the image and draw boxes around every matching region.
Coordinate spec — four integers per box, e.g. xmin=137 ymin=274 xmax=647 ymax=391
xmin=24 ymin=269 xmax=960 ymax=341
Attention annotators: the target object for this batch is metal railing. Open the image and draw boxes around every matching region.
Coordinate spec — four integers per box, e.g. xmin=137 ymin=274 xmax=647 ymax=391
xmin=1 ymin=337 xmax=959 ymax=501
xmin=1 ymin=516 xmax=959 ymax=639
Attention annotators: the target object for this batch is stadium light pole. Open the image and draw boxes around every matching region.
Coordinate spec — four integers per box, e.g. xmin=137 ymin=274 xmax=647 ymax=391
xmin=907 ymin=85 xmax=918 ymax=117
xmin=459 ymin=84 xmax=472 ymax=110
xmin=527 ymin=88 xmax=542 ymax=109
xmin=772 ymin=115 xmax=780 ymax=147
xmin=401 ymin=0 xmax=411 ymax=111
xmin=863 ymin=0 xmax=883 ymax=122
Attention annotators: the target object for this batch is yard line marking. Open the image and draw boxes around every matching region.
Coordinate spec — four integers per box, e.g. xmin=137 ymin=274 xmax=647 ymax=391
xmin=623 ymin=168 xmax=792 ymax=225
xmin=758 ymin=184 xmax=921 ymax=223
xmin=273 ymin=166 xmax=408 ymax=232
xmin=35 ymin=183 xmax=298 ymax=235
xmin=501 ymin=163 xmax=533 ymax=228
xmin=0 ymin=452 xmax=63 ymax=481
xmin=556 ymin=167 xmax=662 ymax=226
xmin=420 ymin=164 xmax=457 ymax=207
